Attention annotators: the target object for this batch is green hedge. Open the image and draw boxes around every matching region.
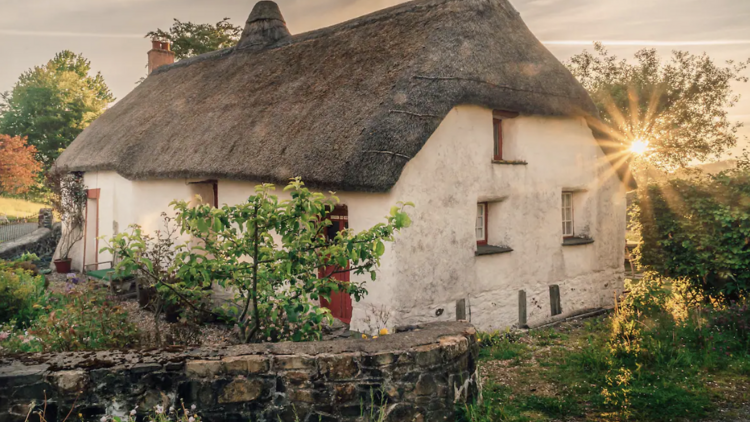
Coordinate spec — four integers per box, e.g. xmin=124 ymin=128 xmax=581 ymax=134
xmin=637 ymin=171 xmax=750 ymax=301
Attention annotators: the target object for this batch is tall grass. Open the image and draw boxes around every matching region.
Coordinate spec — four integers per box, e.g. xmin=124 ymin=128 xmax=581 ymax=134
xmin=0 ymin=197 xmax=48 ymax=218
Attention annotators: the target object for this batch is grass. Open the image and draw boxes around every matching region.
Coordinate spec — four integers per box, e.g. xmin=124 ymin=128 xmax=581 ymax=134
xmin=462 ymin=295 xmax=750 ymax=422
xmin=0 ymin=197 xmax=48 ymax=218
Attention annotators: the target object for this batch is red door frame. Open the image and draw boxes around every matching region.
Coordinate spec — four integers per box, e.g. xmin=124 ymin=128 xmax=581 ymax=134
xmin=319 ymin=205 xmax=353 ymax=324
xmin=82 ymin=188 xmax=100 ymax=271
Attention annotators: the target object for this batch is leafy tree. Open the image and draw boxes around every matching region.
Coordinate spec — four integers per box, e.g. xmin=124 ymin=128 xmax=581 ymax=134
xmin=105 ymin=179 xmax=412 ymax=343
xmin=0 ymin=51 xmax=114 ymax=167
xmin=0 ymin=135 xmax=42 ymax=195
xmin=146 ymin=18 xmax=242 ymax=60
xmin=567 ymin=43 xmax=749 ymax=172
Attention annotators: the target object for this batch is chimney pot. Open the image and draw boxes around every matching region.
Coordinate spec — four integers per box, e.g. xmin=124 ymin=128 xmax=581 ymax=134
xmin=148 ymin=39 xmax=175 ymax=74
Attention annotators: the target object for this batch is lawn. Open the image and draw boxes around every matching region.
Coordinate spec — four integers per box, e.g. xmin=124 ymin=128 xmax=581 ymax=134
xmin=461 ymin=311 xmax=750 ymax=422
xmin=0 ymin=197 xmax=49 ymax=218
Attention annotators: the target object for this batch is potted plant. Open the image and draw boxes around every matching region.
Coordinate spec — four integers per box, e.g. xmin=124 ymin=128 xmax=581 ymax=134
xmin=49 ymin=170 xmax=87 ymax=273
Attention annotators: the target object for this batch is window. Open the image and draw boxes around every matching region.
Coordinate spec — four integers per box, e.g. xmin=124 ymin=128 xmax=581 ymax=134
xmin=476 ymin=203 xmax=488 ymax=245
xmin=562 ymin=192 xmax=574 ymax=237
xmin=493 ymin=118 xmax=503 ymax=161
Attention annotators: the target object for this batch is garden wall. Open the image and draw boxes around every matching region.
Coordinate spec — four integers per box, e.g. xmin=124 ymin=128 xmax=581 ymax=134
xmin=0 ymin=322 xmax=478 ymax=422
xmin=0 ymin=223 xmax=61 ymax=261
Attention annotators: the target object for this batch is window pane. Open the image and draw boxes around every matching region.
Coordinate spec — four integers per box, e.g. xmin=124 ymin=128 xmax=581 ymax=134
xmin=476 ymin=204 xmax=485 ymax=241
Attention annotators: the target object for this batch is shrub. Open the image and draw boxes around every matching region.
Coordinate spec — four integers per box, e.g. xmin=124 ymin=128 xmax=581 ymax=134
xmin=0 ymin=258 xmax=48 ymax=328
xmin=0 ymin=282 xmax=138 ymax=353
xmin=637 ymin=171 xmax=750 ymax=302
xmin=106 ymin=178 xmax=412 ymax=343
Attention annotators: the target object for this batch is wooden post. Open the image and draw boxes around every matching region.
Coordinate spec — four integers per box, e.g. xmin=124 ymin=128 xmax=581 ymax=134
xmin=456 ymin=299 xmax=466 ymax=321
xmin=518 ymin=290 xmax=527 ymax=327
xmin=549 ymin=285 xmax=562 ymax=316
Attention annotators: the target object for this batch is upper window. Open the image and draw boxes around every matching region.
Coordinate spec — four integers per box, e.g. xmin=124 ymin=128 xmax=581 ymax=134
xmin=562 ymin=192 xmax=574 ymax=237
xmin=476 ymin=203 xmax=488 ymax=245
xmin=493 ymin=118 xmax=503 ymax=161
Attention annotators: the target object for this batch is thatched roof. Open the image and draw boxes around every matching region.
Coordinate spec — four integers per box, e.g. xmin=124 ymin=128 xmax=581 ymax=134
xmin=57 ymin=0 xmax=631 ymax=192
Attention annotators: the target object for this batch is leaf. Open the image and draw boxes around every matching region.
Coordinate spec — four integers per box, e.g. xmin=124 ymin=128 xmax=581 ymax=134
xmin=375 ymin=240 xmax=385 ymax=256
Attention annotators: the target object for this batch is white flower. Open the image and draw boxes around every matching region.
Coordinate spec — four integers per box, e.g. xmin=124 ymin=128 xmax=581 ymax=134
xmin=169 ymin=406 xmax=175 ymax=413
xmin=190 ymin=405 xmax=196 ymax=411
xmin=100 ymin=417 xmax=107 ymax=422
xmin=155 ymin=405 xmax=163 ymax=414
xmin=188 ymin=418 xmax=195 ymax=422
xmin=130 ymin=408 xmax=137 ymax=416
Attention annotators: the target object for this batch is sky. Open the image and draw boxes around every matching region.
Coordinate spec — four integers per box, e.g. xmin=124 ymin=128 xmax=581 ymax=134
xmin=1 ymin=0 xmax=749 ymax=156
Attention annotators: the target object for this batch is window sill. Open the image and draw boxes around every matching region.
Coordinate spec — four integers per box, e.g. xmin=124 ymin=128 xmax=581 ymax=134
xmin=476 ymin=245 xmax=514 ymax=256
xmin=492 ymin=159 xmax=528 ymax=165
xmin=562 ymin=237 xmax=595 ymax=247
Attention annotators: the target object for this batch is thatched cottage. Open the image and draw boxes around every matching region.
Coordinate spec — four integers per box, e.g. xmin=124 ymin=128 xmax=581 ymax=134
xmin=56 ymin=0 xmax=633 ymax=332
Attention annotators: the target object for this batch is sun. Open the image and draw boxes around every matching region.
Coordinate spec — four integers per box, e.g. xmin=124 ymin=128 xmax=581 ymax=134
xmin=630 ymin=139 xmax=649 ymax=155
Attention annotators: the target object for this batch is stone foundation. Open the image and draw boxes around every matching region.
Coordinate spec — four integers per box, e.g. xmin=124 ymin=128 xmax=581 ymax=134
xmin=0 ymin=322 xmax=478 ymax=422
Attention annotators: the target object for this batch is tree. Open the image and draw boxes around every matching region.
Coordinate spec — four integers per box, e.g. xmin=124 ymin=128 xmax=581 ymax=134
xmin=0 ymin=135 xmax=42 ymax=195
xmin=106 ymin=178 xmax=412 ymax=343
xmin=146 ymin=18 xmax=242 ymax=60
xmin=567 ymin=43 xmax=749 ymax=172
xmin=0 ymin=51 xmax=115 ymax=167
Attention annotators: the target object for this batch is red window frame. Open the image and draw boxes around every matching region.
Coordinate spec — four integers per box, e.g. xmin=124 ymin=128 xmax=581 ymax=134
xmin=476 ymin=202 xmax=488 ymax=246
xmin=493 ymin=118 xmax=503 ymax=161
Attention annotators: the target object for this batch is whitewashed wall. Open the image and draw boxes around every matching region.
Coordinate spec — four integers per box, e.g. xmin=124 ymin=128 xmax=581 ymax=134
xmin=66 ymin=105 xmax=626 ymax=333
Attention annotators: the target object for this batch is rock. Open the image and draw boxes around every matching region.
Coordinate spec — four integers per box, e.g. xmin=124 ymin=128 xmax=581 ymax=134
xmin=51 ymin=370 xmax=88 ymax=393
xmin=218 ymin=378 xmax=264 ymax=403
xmin=185 ymin=360 xmax=222 ymax=378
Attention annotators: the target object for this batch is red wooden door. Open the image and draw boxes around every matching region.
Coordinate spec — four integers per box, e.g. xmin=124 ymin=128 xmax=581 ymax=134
xmin=320 ymin=207 xmax=353 ymax=324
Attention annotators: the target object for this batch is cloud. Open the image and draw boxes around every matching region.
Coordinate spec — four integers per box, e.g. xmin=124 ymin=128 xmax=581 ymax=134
xmin=0 ymin=29 xmax=142 ymax=39
xmin=543 ymin=40 xmax=750 ymax=46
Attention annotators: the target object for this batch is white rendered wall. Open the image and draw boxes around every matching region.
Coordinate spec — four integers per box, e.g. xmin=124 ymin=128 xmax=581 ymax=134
xmin=66 ymin=105 xmax=625 ymax=333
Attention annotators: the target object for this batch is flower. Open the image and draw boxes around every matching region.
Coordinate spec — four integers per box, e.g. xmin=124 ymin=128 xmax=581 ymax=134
xmin=101 ymin=417 xmax=107 ymax=422
xmin=190 ymin=405 xmax=196 ymax=411
xmin=169 ymin=406 xmax=175 ymax=413
xmin=379 ymin=328 xmax=389 ymax=336
xmin=130 ymin=408 xmax=137 ymax=416
xmin=188 ymin=418 xmax=195 ymax=422
xmin=361 ymin=334 xmax=368 ymax=339
xmin=155 ymin=405 xmax=163 ymax=414
xmin=0 ymin=332 xmax=9 ymax=341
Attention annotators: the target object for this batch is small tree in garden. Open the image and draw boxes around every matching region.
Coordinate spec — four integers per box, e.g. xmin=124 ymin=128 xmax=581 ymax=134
xmin=51 ymin=171 xmax=87 ymax=261
xmin=100 ymin=213 xmax=206 ymax=346
xmin=171 ymin=178 xmax=412 ymax=343
xmin=0 ymin=134 xmax=42 ymax=195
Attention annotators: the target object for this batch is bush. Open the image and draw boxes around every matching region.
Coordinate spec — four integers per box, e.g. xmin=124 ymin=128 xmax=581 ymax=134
xmin=637 ymin=171 xmax=750 ymax=301
xmin=0 ymin=257 xmax=48 ymax=328
xmin=0 ymin=282 xmax=138 ymax=353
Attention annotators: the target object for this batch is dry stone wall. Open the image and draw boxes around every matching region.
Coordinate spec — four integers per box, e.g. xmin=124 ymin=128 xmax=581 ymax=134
xmin=0 ymin=322 xmax=478 ymax=422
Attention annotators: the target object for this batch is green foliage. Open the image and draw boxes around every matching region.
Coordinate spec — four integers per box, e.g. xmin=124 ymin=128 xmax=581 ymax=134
xmin=105 ymin=178 xmax=412 ymax=344
xmin=567 ymin=43 xmax=749 ymax=171
xmin=0 ymin=257 xmax=47 ymax=328
xmin=0 ymin=281 xmax=138 ymax=353
xmin=146 ymin=18 xmax=242 ymax=60
xmin=637 ymin=172 xmax=750 ymax=301
xmin=0 ymin=51 xmax=114 ymax=167
xmin=465 ymin=275 xmax=749 ymax=421
xmin=459 ymin=383 xmax=582 ymax=422
xmin=477 ymin=331 xmax=528 ymax=362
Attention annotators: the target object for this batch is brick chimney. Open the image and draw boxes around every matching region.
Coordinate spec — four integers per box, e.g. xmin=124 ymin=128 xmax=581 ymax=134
xmin=147 ymin=39 xmax=175 ymax=74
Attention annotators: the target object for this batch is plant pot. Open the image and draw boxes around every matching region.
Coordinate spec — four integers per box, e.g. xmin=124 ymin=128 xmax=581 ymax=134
xmin=53 ymin=258 xmax=72 ymax=274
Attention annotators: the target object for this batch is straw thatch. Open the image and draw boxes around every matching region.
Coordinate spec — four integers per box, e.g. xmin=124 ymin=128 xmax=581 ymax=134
xmin=57 ymin=0 xmax=629 ymax=192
